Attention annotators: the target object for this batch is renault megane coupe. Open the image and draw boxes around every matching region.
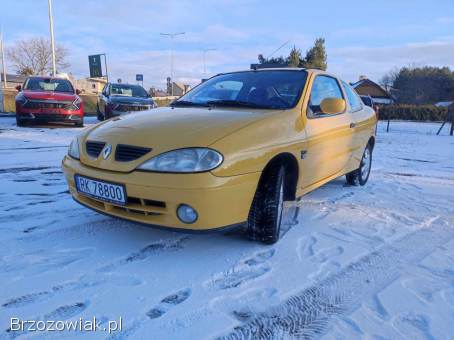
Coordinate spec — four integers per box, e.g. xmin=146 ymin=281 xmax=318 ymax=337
xmin=62 ymin=68 xmax=377 ymax=244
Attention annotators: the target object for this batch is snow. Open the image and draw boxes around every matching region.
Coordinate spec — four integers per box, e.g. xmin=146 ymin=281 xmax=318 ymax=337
xmin=0 ymin=117 xmax=453 ymax=339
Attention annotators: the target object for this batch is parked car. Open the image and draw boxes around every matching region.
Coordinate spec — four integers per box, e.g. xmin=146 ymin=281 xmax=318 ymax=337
xmin=15 ymin=77 xmax=84 ymax=127
xmin=63 ymin=68 xmax=377 ymax=244
xmin=97 ymin=83 xmax=156 ymax=121
xmin=360 ymin=95 xmax=380 ymax=119
xmin=360 ymin=95 xmax=373 ymax=107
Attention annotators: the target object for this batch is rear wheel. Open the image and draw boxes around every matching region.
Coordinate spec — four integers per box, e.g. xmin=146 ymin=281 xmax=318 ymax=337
xmin=346 ymin=143 xmax=373 ymax=186
xmin=247 ymin=165 xmax=286 ymax=244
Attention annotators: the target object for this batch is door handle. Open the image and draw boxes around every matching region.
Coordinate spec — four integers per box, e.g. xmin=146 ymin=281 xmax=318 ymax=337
xmin=350 ymin=122 xmax=356 ymax=128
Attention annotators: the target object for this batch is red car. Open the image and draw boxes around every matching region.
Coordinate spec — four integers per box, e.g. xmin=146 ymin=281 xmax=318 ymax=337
xmin=15 ymin=77 xmax=84 ymax=127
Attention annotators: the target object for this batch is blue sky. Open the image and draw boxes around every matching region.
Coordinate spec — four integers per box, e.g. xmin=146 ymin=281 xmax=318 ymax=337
xmin=2 ymin=0 xmax=453 ymax=88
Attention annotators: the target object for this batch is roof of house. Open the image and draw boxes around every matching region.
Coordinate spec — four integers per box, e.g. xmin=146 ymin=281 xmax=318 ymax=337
xmin=0 ymin=73 xmax=27 ymax=83
xmin=351 ymin=78 xmax=393 ymax=100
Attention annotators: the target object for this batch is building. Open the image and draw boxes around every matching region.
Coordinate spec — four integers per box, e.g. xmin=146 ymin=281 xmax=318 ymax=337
xmin=72 ymin=77 xmax=107 ymax=94
xmin=166 ymin=77 xmax=191 ymax=96
xmin=351 ymin=77 xmax=394 ymax=105
xmin=0 ymin=73 xmax=27 ymax=88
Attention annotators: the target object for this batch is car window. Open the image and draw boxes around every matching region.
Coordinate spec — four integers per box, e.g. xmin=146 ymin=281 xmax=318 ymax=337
xmin=110 ymin=84 xmax=149 ymax=98
xmin=24 ymin=78 xmax=74 ymax=93
xmin=342 ymin=81 xmax=363 ymax=112
xmin=176 ymin=70 xmax=308 ymax=110
xmin=309 ymin=76 xmax=343 ymax=115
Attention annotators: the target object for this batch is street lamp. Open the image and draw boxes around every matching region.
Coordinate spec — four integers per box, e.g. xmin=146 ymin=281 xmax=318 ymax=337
xmin=47 ymin=0 xmax=57 ymax=76
xmin=0 ymin=28 xmax=7 ymax=88
xmin=160 ymin=32 xmax=185 ymax=96
xmin=201 ymin=48 xmax=217 ymax=75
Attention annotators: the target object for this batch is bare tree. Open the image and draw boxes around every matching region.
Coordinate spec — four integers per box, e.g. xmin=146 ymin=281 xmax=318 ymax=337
xmin=7 ymin=37 xmax=69 ymax=76
xmin=379 ymin=67 xmax=399 ymax=92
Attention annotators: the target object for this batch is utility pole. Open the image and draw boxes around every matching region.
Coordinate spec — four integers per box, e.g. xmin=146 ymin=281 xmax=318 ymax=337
xmin=48 ymin=0 xmax=57 ymax=76
xmin=201 ymin=48 xmax=216 ymax=75
xmin=0 ymin=28 xmax=7 ymax=88
xmin=160 ymin=32 xmax=185 ymax=96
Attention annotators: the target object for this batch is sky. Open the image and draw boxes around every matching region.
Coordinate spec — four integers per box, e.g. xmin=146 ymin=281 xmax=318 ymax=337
xmin=1 ymin=0 xmax=454 ymax=89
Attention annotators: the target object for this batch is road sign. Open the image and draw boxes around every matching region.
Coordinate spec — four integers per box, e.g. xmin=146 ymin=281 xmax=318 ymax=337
xmin=88 ymin=55 xmax=103 ymax=78
xmin=136 ymin=74 xmax=143 ymax=82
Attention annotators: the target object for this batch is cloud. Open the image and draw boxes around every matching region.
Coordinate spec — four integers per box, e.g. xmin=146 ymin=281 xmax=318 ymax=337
xmin=329 ymin=39 xmax=454 ymax=83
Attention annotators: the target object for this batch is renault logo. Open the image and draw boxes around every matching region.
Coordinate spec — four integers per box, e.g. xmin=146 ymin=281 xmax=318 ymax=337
xmin=102 ymin=144 xmax=113 ymax=160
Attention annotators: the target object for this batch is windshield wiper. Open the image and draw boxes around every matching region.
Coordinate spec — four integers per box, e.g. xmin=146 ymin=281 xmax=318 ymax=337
xmin=170 ymin=100 xmax=210 ymax=107
xmin=206 ymin=100 xmax=276 ymax=109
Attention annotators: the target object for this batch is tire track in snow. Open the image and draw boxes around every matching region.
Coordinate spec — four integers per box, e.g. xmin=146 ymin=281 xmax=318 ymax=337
xmin=216 ymin=217 xmax=453 ymax=340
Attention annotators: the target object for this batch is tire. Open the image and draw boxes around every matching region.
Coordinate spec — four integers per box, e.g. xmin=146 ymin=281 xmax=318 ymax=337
xmin=16 ymin=116 xmax=25 ymax=127
xmin=247 ymin=165 xmax=286 ymax=244
xmin=346 ymin=143 xmax=373 ymax=186
xmin=75 ymin=118 xmax=84 ymax=128
xmin=97 ymin=105 xmax=104 ymax=121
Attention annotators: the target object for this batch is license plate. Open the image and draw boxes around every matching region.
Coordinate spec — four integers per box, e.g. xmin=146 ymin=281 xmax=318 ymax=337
xmin=74 ymin=175 xmax=126 ymax=205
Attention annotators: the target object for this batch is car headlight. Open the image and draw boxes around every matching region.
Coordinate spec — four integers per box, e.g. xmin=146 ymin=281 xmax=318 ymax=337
xmin=71 ymin=97 xmax=82 ymax=110
xmin=68 ymin=137 xmax=80 ymax=159
xmin=137 ymin=148 xmax=223 ymax=173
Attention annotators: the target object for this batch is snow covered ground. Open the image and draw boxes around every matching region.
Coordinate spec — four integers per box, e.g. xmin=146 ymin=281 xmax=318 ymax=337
xmin=0 ymin=117 xmax=453 ymax=340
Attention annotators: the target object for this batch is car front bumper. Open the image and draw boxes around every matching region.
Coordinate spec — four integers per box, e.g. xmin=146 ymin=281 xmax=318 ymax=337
xmin=62 ymin=155 xmax=260 ymax=231
xmin=17 ymin=112 xmax=83 ymax=123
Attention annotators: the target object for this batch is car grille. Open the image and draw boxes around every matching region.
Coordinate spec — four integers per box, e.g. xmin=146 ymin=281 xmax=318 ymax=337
xmin=24 ymin=100 xmax=73 ymax=110
xmin=116 ymin=104 xmax=150 ymax=112
xmin=86 ymin=141 xmax=106 ymax=158
xmin=115 ymin=144 xmax=151 ymax=162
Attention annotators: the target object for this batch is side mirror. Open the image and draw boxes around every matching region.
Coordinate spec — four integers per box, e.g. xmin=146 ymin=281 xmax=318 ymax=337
xmin=320 ymin=98 xmax=346 ymax=115
xmin=75 ymin=89 xmax=82 ymax=95
xmin=16 ymin=85 xmax=22 ymax=92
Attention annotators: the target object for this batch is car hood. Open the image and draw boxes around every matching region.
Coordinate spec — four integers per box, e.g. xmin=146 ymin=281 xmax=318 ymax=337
xmin=79 ymin=106 xmax=269 ymax=172
xmin=21 ymin=90 xmax=76 ymax=101
xmin=110 ymin=96 xmax=153 ymax=104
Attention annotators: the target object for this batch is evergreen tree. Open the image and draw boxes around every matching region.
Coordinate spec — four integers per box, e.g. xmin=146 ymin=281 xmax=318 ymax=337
xmin=287 ymin=46 xmax=302 ymax=67
xmin=302 ymin=38 xmax=327 ymax=70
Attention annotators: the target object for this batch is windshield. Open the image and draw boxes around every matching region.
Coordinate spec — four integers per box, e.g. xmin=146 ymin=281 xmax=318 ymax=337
xmin=110 ymin=84 xmax=149 ymax=98
xmin=24 ymin=78 xmax=74 ymax=93
xmin=175 ymin=70 xmax=308 ymax=109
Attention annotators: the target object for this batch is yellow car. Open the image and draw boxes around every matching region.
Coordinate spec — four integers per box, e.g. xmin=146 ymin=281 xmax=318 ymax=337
xmin=62 ymin=68 xmax=377 ymax=244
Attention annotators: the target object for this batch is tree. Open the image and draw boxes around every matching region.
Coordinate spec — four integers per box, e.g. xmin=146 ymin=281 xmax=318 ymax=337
xmin=379 ymin=68 xmax=399 ymax=92
xmin=287 ymin=46 xmax=302 ymax=67
xmin=302 ymin=38 xmax=327 ymax=70
xmin=257 ymin=38 xmax=328 ymax=69
xmin=392 ymin=66 xmax=454 ymax=104
xmin=257 ymin=54 xmax=287 ymax=66
xmin=7 ymin=37 xmax=69 ymax=76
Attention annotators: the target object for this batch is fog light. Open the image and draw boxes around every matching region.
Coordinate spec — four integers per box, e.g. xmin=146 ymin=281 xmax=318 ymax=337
xmin=177 ymin=204 xmax=198 ymax=224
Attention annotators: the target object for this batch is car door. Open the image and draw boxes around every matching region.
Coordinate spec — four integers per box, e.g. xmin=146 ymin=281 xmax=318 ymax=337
xmin=99 ymin=84 xmax=109 ymax=114
xmin=341 ymin=80 xmax=370 ymax=162
xmin=301 ymin=75 xmax=356 ymax=188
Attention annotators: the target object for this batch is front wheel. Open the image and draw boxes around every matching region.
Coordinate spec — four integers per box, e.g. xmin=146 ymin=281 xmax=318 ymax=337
xmin=75 ymin=118 xmax=84 ymax=128
xmin=97 ymin=105 xmax=104 ymax=121
xmin=247 ymin=166 xmax=286 ymax=244
xmin=16 ymin=116 xmax=25 ymax=127
xmin=346 ymin=143 xmax=373 ymax=186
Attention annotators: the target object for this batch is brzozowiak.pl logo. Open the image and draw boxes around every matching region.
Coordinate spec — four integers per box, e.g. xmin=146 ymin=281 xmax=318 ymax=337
xmin=9 ymin=316 xmax=122 ymax=335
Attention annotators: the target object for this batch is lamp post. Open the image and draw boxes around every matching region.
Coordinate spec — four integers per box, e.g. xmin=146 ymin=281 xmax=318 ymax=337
xmin=160 ymin=32 xmax=185 ymax=96
xmin=201 ymin=48 xmax=216 ymax=75
xmin=0 ymin=28 xmax=7 ymax=88
xmin=48 ymin=0 xmax=57 ymax=76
